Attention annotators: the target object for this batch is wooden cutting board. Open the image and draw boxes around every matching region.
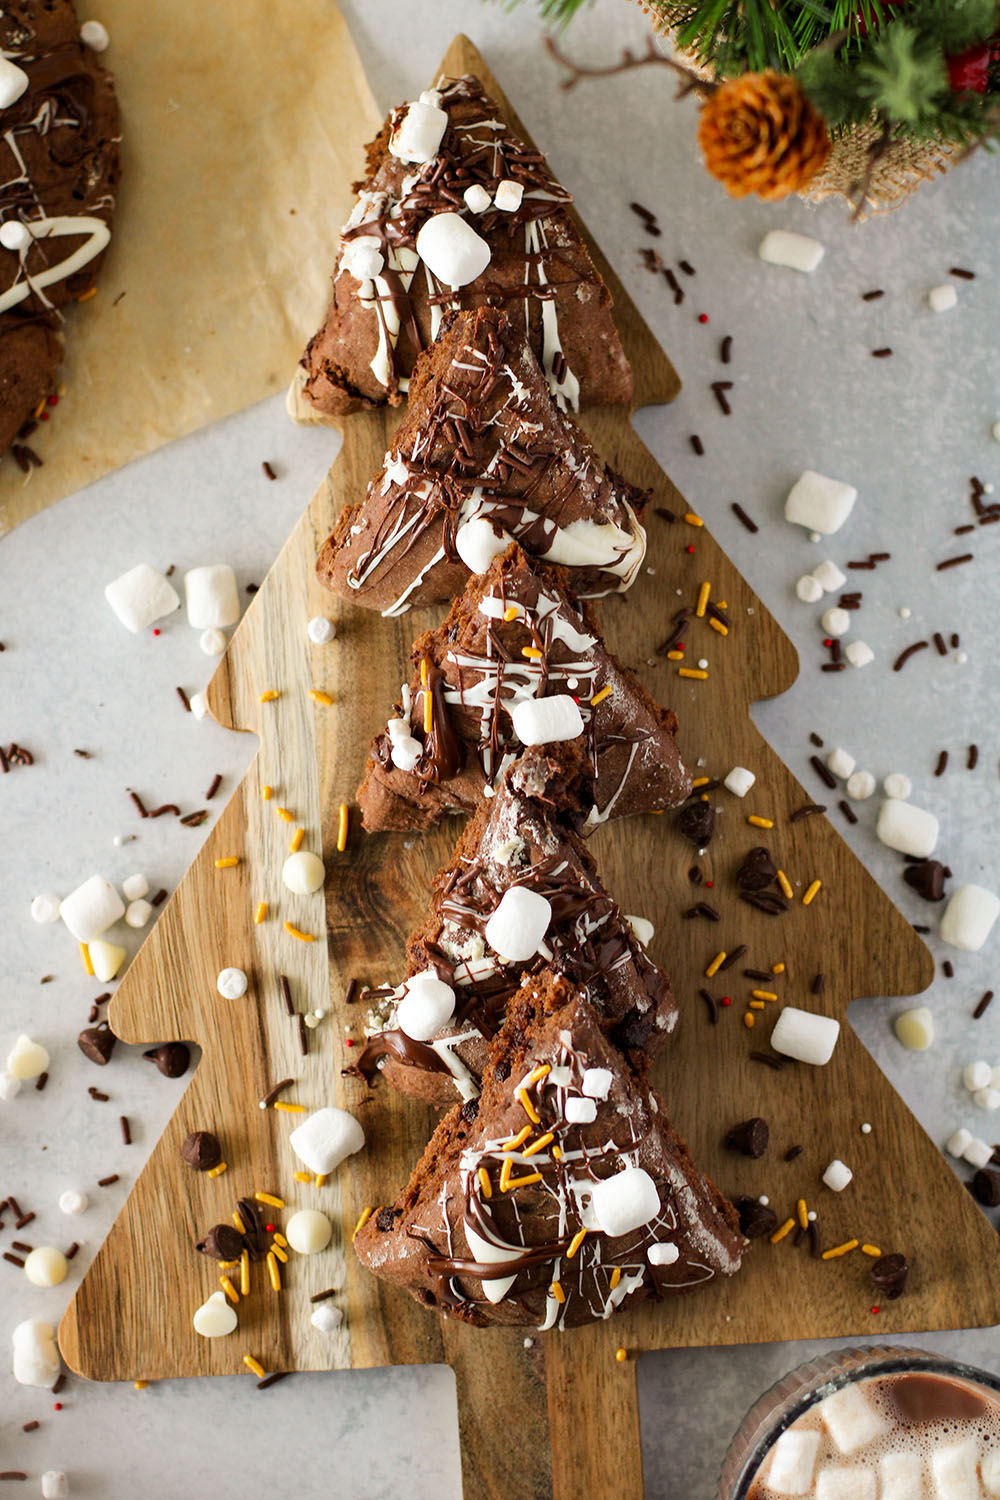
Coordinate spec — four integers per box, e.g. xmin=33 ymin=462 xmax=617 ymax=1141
xmin=60 ymin=35 xmax=1000 ymax=1500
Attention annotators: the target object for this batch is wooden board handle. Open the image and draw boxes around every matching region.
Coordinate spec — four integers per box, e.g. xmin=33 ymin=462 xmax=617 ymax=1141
xmin=545 ymin=1327 xmax=644 ymax=1500
xmin=447 ymin=1327 xmax=554 ymax=1500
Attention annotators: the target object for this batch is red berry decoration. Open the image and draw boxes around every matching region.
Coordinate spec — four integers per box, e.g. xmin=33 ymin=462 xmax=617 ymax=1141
xmin=854 ymin=0 xmax=907 ymax=39
xmin=948 ymin=42 xmax=993 ymax=95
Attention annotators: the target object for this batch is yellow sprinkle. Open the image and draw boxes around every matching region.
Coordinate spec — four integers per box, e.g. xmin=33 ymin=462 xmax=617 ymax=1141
xmin=352 ymin=1206 xmax=373 ymax=1241
xmin=254 ymin=901 xmax=267 ymax=925
xmin=77 ymin=285 xmax=98 ymax=302
xmin=678 ymin=667 xmax=708 ymax=680
xmin=515 ymin=1087 xmax=541 ymax=1124
xmin=749 ymin=999 xmax=765 ymax=1010
xmin=684 ymin=512 xmax=703 ymax=528
xmin=796 ymin=1199 xmax=809 ymax=1231
xmin=293 ymin=1171 xmax=311 ymax=1183
xmin=478 ymin=1167 xmax=492 ymax=1200
xmin=283 ymin=922 xmax=315 ymax=943
xmin=566 ymin=1228 xmax=587 ymax=1260
xmin=273 ymin=1101 xmax=306 ymax=1114
xmin=521 ymin=645 xmax=543 ymax=660
xmin=691 ymin=777 xmax=710 ymax=788
xmin=743 ymin=1012 xmax=755 ymax=1029
xmin=337 ymin=803 xmax=349 ymax=853
xmin=770 ymin=1217 xmax=796 ymax=1244
xmin=776 ymin=870 xmax=794 ymax=900
xmin=747 ymin=815 xmax=774 ymax=829
xmin=284 ymin=827 xmax=302 ymax=855
xmin=705 ymin=951 xmax=727 ymax=978
xmin=215 ymin=856 xmax=240 ymax=869
xmin=550 ymin=1281 xmax=565 ymax=1304
xmin=273 ymin=1232 xmax=288 ymax=1248
xmin=803 ymin=879 xmax=822 ymax=907
xmin=261 ymin=785 xmax=274 ymax=800
xmin=771 ymin=962 xmax=786 ymax=975
xmin=275 ymin=805 xmax=294 ymax=821
xmin=207 ymin=1162 xmax=228 ymax=1179
xmin=666 ymin=649 xmax=685 ymax=661
xmin=503 ymin=605 xmax=519 ymax=622
xmin=220 ymin=1276 xmax=240 ymax=1304
xmin=526 ymin=1064 xmax=551 ymax=1085
xmin=590 ymin=685 xmax=612 ymax=706
xmin=609 ymin=1267 xmax=622 ymax=1290
xmin=506 ymin=1172 xmax=543 ymax=1189
xmin=267 ymin=1253 xmax=281 ymax=1292
xmin=33 ymin=398 xmax=47 ymax=419
xmin=309 ymin=690 xmax=333 ymax=706
xmin=423 ymin=685 xmax=433 ymax=735
xmin=861 ymin=1244 xmax=883 ymax=1257
xmin=232 ymin=1212 xmax=246 ymax=1235
xmin=615 ymin=1348 xmax=628 ymax=1364
xmin=709 ymin=618 xmax=729 ymax=636
xmin=695 ymin=581 xmax=711 ymax=618
xmin=240 ymin=1250 xmax=250 ymax=1297
xmin=551 ymin=1144 xmax=562 ymax=1161
xmin=420 ymin=658 xmax=429 ymax=686
xmin=523 ymin=1131 xmax=554 ymax=1158
xmin=133 ymin=1380 xmax=149 ymax=1390
xmin=243 ymin=1355 xmax=267 ymax=1379
xmin=271 ymin=1244 xmax=288 ymax=1264
xmin=314 ymin=1174 xmax=327 ymax=1188
xmin=80 ymin=942 xmax=94 ymax=976
xmin=822 ymin=1238 xmax=859 ymax=1261
xmin=259 ymin=689 xmax=280 ymax=703
xmin=499 ymin=1157 xmax=513 ymax=1194
xmin=254 ymin=1192 xmax=284 ymax=1209
xmin=501 ymin=1125 xmax=533 ymax=1151
xmin=717 ymin=601 xmax=728 ymax=611
xmin=751 ymin=990 xmax=778 ymax=1002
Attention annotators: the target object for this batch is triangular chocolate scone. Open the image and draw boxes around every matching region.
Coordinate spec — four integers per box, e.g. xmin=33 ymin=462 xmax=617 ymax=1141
xmin=353 ymin=747 xmax=676 ymax=1107
xmin=300 ymin=74 xmax=632 ymax=417
xmin=358 ymin=542 xmax=692 ymax=832
xmin=315 ymin=307 xmax=648 ymax=615
xmin=354 ymin=968 xmax=745 ymax=1329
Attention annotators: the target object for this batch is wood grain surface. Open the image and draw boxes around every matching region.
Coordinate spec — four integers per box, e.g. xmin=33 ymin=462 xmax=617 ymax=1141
xmin=59 ymin=36 xmax=1000 ymax=1500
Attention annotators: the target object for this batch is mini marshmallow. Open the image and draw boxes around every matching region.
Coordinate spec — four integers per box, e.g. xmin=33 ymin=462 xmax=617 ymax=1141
xmin=30 ymin=893 xmax=61 ymax=925
xmin=894 ymin=1006 xmax=934 ymax=1051
xmin=389 ymin=98 xmax=448 ymax=164
xmin=647 ymin=1242 xmax=679 ymax=1267
xmin=878 ymin=1451 xmax=924 ymax=1500
xmin=184 ymin=564 xmax=239 ymax=629
xmin=41 ymin=1474 xmax=69 ymax=1500
xmin=121 ymin=873 xmax=149 ymax=901
xmin=24 ymin=1246 xmax=68 ymax=1287
xmin=931 ymin=1438 xmax=980 ymax=1498
xmin=820 ymin=1382 xmax=886 ymax=1454
xmin=928 ymin=283 xmax=958 ymax=313
xmin=200 ymin=628 xmax=227 ymax=656
xmin=845 ymin=639 xmax=874 ymax=668
xmin=416 ymin=212 xmax=491 ymax=289
xmin=193 ymin=1290 xmax=237 ymax=1338
xmin=582 ymin=1067 xmax=613 ymax=1100
xmin=80 ymin=18 xmax=110 ymax=49
xmin=940 ymin=883 xmax=1000 ymax=953
xmin=816 ymin=1470 xmax=875 ymax=1500
xmin=485 ymin=886 xmax=551 ymax=962
xmin=764 ymin=1429 xmax=821 ymax=1494
xmin=963 ymin=1137 xmax=994 ymax=1169
xmin=826 ymin=747 xmax=855 ymax=780
xmin=216 ymin=966 xmax=248 ymax=999
xmin=289 ymin=1107 xmax=365 ymax=1175
xmin=125 ymin=898 xmax=153 ymax=928
xmin=795 ymin=574 xmax=823 ymax=603
xmin=723 ymin=766 xmax=756 ymax=798
xmin=982 ymin=1448 xmax=1000 ymax=1495
xmin=758 ymin=230 xmax=825 ymax=274
xmin=0 ymin=1075 xmax=21 ymax=1101
xmin=12 ymin=1320 xmax=60 ymax=1388
xmin=991 ymin=1065 xmax=1000 ymax=1089
xmin=946 ymin=1127 xmax=972 ymax=1158
xmin=59 ymin=1189 xmax=88 ymax=1215
xmin=284 ymin=1208 xmax=333 ymax=1255
xmin=964 ymin=1060 xmax=992 ymax=1092
xmin=282 ymin=850 xmax=325 ymax=895
xmin=463 ymin=184 xmax=491 ymax=214
xmin=564 ymin=1096 xmax=597 ymax=1125
xmin=311 ymin=1302 xmax=344 ymax=1333
xmin=974 ymin=1087 xmax=1000 ymax=1111
xmin=876 ymin=799 xmax=939 ymax=858
xmin=60 ymin=873 xmax=125 ymax=941
xmin=396 ymin=969 xmax=455 ymax=1041
xmin=846 ymin=770 xmax=876 ymax=800
xmin=494 ymin=178 xmax=524 ymax=212
xmin=883 ymin=773 xmax=912 ymax=800
xmin=822 ymin=607 xmax=851 ymax=639
xmin=343 ymin=240 xmax=383 ymax=281
xmin=7 ymin=1034 xmax=50 ymax=1080
xmin=511 ymin=695 xmax=584 ymax=747
xmin=625 ymin=914 xmax=654 ymax=947
xmin=388 ymin=733 xmax=423 ymax=773
xmin=454 ymin=518 xmax=511 ymax=575
xmin=822 ymin=1159 xmax=852 ymax=1192
xmin=190 ymin=691 xmax=209 ymax=720
xmin=104 ymin=563 xmax=180 ymax=634
xmin=88 ymin=937 xmax=125 ymax=981
xmin=0 ymin=219 xmax=30 ymax=251
xmin=785 ymin=471 xmax=857 ymax=536
xmin=590 ymin=1166 xmax=659 ymax=1237
xmin=770 ymin=1006 xmax=840 ymax=1066
xmin=307 ymin=615 xmax=336 ymax=644
xmin=0 ymin=57 xmax=30 ymax=109
xmin=813 ymin=560 xmax=847 ymax=593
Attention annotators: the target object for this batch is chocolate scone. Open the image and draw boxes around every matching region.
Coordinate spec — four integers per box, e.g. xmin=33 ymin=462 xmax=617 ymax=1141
xmin=358 ymin=542 xmax=691 ymax=833
xmin=300 ymin=74 xmax=632 ymax=417
xmin=352 ymin=746 xmax=676 ymax=1107
xmin=0 ymin=0 xmax=121 ymax=460
xmin=354 ymin=968 xmax=745 ymax=1329
xmin=317 ymin=307 xmax=647 ymax=615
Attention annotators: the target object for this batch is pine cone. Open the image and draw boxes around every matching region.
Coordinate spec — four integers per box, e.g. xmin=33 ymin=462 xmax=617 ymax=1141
xmin=698 ymin=72 xmax=831 ymax=201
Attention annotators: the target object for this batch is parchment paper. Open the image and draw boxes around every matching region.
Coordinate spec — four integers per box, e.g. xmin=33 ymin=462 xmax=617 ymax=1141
xmin=0 ymin=0 xmax=380 ymax=535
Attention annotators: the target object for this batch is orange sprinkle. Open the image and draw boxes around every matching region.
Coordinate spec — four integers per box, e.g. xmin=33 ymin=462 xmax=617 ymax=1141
xmin=566 ymin=1228 xmax=587 ymax=1259
xmin=743 ymin=1012 xmax=755 ymax=1029
xmin=80 ymin=942 xmax=94 ymax=976
xmin=796 ymin=1199 xmax=809 ymax=1230
xmin=261 ymin=785 xmax=274 ymax=801
xmin=207 ymin=1162 xmax=228 ymax=1179
xmin=499 ymin=1157 xmax=513 ymax=1193
xmin=254 ymin=902 xmax=267 ymax=925
xmin=232 ymin=1212 xmax=246 ymax=1235
xmin=683 ymin=512 xmax=703 ymax=527
xmin=289 ymin=827 xmax=304 ymax=853
xmin=254 ymin=1192 xmax=284 ymax=1208
xmin=273 ymin=1233 xmax=288 ymax=1249
xmin=551 ymin=1144 xmax=562 ymax=1161
xmin=526 ymin=1064 xmax=551 ymax=1085
xmin=423 ymin=684 xmax=433 ymax=735
xmin=243 ymin=1355 xmax=267 ymax=1379
xmin=666 ymin=649 xmax=685 ymax=661
xmin=352 ymin=1206 xmax=373 ymax=1240
xmin=314 ymin=1174 xmax=327 ymax=1188
xmin=515 ymin=1087 xmax=541 ymax=1124
xmin=770 ymin=1217 xmax=796 ymax=1244
xmin=615 ymin=1348 xmax=628 ymax=1364
xmin=609 ymin=1267 xmax=622 ymax=1290
xmin=771 ymin=962 xmax=786 ymax=975
xmin=590 ymin=685 xmax=612 ymax=706
xmin=76 ymin=285 xmax=98 ymax=302
xmin=861 ymin=1244 xmax=883 ymax=1258
xmin=271 ymin=1245 xmax=288 ymax=1264
xmin=506 ymin=1172 xmax=543 ymax=1189
xmin=240 ymin=1250 xmax=250 ymax=1297
xmin=420 ymin=658 xmax=429 ymax=686
xmin=220 ymin=1276 xmax=240 ymax=1304
xmin=273 ymin=1100 xmax=306 ymax=1113
xmin=133 ymin=1380 xmax=149 ymax=1391
xmin=705 ymin=951 xmax=727 ymax=978
xmin=337 ymin=803 xmax=349 ymax=853
xmin=803 ymin=879 xmax=822 ymax=906
xmin=822 ymin=1239 xmax=859 ymax=1261
xmin=275 ymin=806 xmax=294 ymax=822
xmin=215 ymin=856 xmax=240 ymax=869
xmin=501 ymin=1125 xmax=532 ymax=1151
xmin=33 ymin=398 xmax=47 ymax=420
xmin=776 ymin=870 xmax=794 ymax=900
xmin=521 ymin=646 xmax=543 ymax=660
xmin=748 ymin=999 xmax=765 ymax=1010
xmin=678 ymin=667 xmax=708 ymax=680
xmin=523 ymin=1131 xmax=554 ymax=1158
xmin=293 ymin=1171 xmax=311 ymax=1184
xmin=308 ymin=690 xmax=333 ymax=706
xmin=747 ymin=815 xmax=774 ymax=829
xmin=478 ymin=1167 xmax=492 ymax=1200
xmin=283 ymin=922 xmax=315 ymax=943
xmin=550 ymin=1281 xmax=565 ymax=1304
xmin=259 ymin=689 xmax=280 ymax=703
xmin=709 ymin=618 xmax=729 ymax=636
xmin=751 ymin=989 xmax=778 ymax=1002
xmin=695 ymin=582 xmax=711 ymax=618
xmin=503 ymin=605 xmax=519 ymax=622
xmin=691 ymin=777 xmax=711 ymax=788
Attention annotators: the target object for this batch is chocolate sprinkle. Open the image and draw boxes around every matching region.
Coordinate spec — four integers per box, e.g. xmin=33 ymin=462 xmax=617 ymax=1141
xmin=871 ymin=347 xmax=893 ymax=358
xmin=731 ymin=503 xmax=758 ymax=534
xmin=861 ymin=289 xmax=884 ymax=301
xmin=256 ymin=1372 xmax=290 ymax=1391
xmin=698 ymin=988 xmax=719 ymax=1024
xmin=151 ymin=888 xmax=168 ymax=906
xmin=65 ymin=1241 xmax=79 ymax=1260
xmin=809 ymin=732 xmax=824 ymax=748
xmin=809 ymin=755 xmax=837 ymax=791
xmin=934 ymin=750 xmax=948 ymax=777
xmin=811 ymin=973 xmax=826 ymax=995
xmin=711 ymin=381 xmax=733 ymax=415
xmin=97 ymin=1174 xmax=119 ymax=1187
xmin=717 ymin=944 xmax=748 ymax=972
xmin=936 ymin=553 xmax=974 ymax=571
xmin=205 ymin=773 xmax=223 ymax=800
xmin=740 ymin=890 xmax=789 ymax=916
xmin=749 ymin=1051 xmax=785 ymax=1071
xmin=968 ymin=744 xmax=979 ymax=771
xmin=790 ymin=803 xmax=826 ymax=823
xmin=942 ymin=960 xmax=954 ymax=979
xmin=974 ymin=990 xmax=995 ymax=1021
xmin=838 ymin=799 xmax=858 ymax=825
xmin=720 ymin=335 xmax=733 ymax=363
xmin=783 ymin=1145 xmax=803 ymax=1162
xmin=690 ymin=434 xmax=704 ymax=456
xmin=893 ymin=641 xmax=928 ymax=672
xmin=120 ymin=1115 xmax=131 ymax=1145
xmin=310 ymin=1288 xmax=336 ymax=1303
xmin=724 ymin=1117 xmax=769 ymax=1158
xmin=88 ymin=1087 xmax=109 ymax=1102
xmin=21 ymin=1423 xmax=38 ymax=1434
xmin=950 ymin=267 xmax=976 ymax=279
xmin=261 ymin=1078 xmax=294 ymax=1107
xmin=261 ymin=461 xmax=277 ymax=480
xmin=279 ymin=974 xmax=294 ymax=1017
xmin=176 ymin=686 xmax=192 ymax=712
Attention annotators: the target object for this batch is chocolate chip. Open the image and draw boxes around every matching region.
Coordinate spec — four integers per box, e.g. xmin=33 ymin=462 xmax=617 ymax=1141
xmin=972 ymin=1167 xmax=1000 ymax=1207
xmin=494 ymin=1058 xmax=511 ymax=1082
xmin=736 ymin=846 xmax=777 ymax=892
xmin=870 ymin=1252 xmax=909 ymax=1299
xmin=195 ymin=1224 xmax=244 ymax=1260
xmin=77 ymin=1023 xmax=116 ymax=1066
xmin=724 ymin=1117 xmax=770 ymax=1158
xmin=677 ymin=801 xmax=715 ymax=847
xmin=375 ymin=1207 xmax=396 ymax=1232
xmin=181 ymin=1131 xmax=222 ymax=1171
xmin=460 ymin=1097 xmax=480 ymax=1123
xmin=143 ymin=1042 xmax=191 ymax=1077
xmin=902 ymin=859 xmax=947 ymax=902
xmin=735 ymin=1196 xmax=777 ymax=1240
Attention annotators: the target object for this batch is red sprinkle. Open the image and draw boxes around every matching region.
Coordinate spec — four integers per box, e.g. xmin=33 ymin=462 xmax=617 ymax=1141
xmin=823 ymin=638 xmax=832 ymax=647
xmin=152 ymin=629 xmax=161 ymax=636
xmin=345 ymin=1038 xmax=355 ymax=1047
xmin=685 ymin=545 xmax=695 ymax=554
xmin=40 ymin=412 xmax=49 ymax=421
xmin=53 ymin=1403 xmax=62 ymax=1411
xmin=265 ymin=1223 xmax=275 ymax=1233
xmin=698 ymin=313 xmax=709 ymax=324
xmin=721 ymin=996 xmax=731 ymax=1007
xmin=676 ymin=641 xmax=685 ymax=650
xmin=705 ymin=881 xmax=713 ymax=888
xmin=871 ymin=1306 xmax=879 ymax=1315
xmin=47 ymin=394 xmax=58 ymax=406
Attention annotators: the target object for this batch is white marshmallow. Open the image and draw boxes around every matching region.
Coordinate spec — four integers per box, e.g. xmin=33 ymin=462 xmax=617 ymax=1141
xmin=11 ymin=1320 xmax=60 ymax=1388
xmin=59 ymin=1189 xmax=88 ymax=1215
xmin=785 ymin=472 xmax=857 ymax=536
xmin=940 ymin=884 xmax=1000 ymax=953
xmin=396 ymin=969 xmax=455 ymax=1041
xmin=822 ymin=1159 xmax=853 ymax=1192
xmin=974 ymin=1087 xmax=1000 ymax=1111
xmin=876 ymin=800 xmax=939 ymax=858
xmin=484 ymin=886 xmax=551 ymax=962
xmin=184 ymin=565 xmax=239 ymax=629
xmin=846 ymin=770 xmax=876 ymax=800
xmin=284 ymin=1209 xmax=333 ymax=1255
xmin=190 ymin=691 xmax=209 ymax=720
xmin=845 ymin=639 xmax=874 ymax=668
xmin=982 ymin=1448 xmax=1000 ymax=1495
xmin=511 ymin=695 xmax=584 ymax=747
xmin=342 ymin=240 xmax=383 ymax=281
xmin=7 ymin=1034 xmax=50 ymax=1080
xmin=104 ymin=564 xmax=180 ymax=634
xmin=564 ymin=1096 xmax=597 ymax=1125
xmin=388 ymin=732 xmax=423 ymax=773
xmin=931 ymin=1437 xmax=980 ymax=1498
xmin=964 ymin=1060 xmax=992 ymax=1092
xmin=990 ymin=1066 xmax=1000 ymax=1089
xmin=816 ymin=1470 xmax=875 ymax=1500
xmin=625 ymin=914 xmax=654 ymax=948
xmin=290 ymin=1107 xmax=365 ymax=1174
xmin=795 ymin=574 xmax=823 ymax=603
xmin=80 ymin=18 xmax=110 ymax=50
xmin=764 ymin=1429 xmax=821 ymax=1494
xmin=193 ymin=1290 xmax=237 ymax=1338
xmin=24 ymin=1246 xmax=68 ymax=1288
xmin=0 ymin=1074 xmax=21 ymax=1100
xmin=820 ymin=1382 xmax=886 ymax=1455
xmin=494 ymin=179 xmax=524 ymax=212
xmin=0 ymin=219 xmax=30 ymax=251
xmin=770 ymin=1006 xmax=840 ymax=1066
xmin=41 ymin=1474 xmax=69 ymax=1500
xmin=88 ymin=937 xmax=125 ymax=981
xmin=311 ymin=1302 xmax=343 ymax=1333
xmin=647 ymin=1242 xmax=679 ymax=1267
xmin=416 ymin=212 xmax=491 ymax=289
xmin=200 ymin=628 xmax=227 ymax=656
xmin=0 ymin=57 xmax=30 ymax=109
xmin=894 ymin=1007 xmax=935 ymax=1051
xmin=582 ymin=1067 xmax=613 ymax=1100
xmin=878 ymin=1451 xmax=924 ymax=1500
xmin=883 ymin=773 xmax=912 ymax=800
xmin=813 ymin=560 xmax=847 ymax=593
xmin=121 ymin=873 xmax=149 ymax=901
xmin=125 ymin=898 xmax=153 ymax=928
xmin=928 ymin=283 xmax=958 ymax=313
xmin=281 ymin=850 xmax=325 ymax=895
xmin=454 ymin=517 xmax=511 ymax=574
xmin=60 ymin=873 xmax=125 ymax=941
xmin=463 ymin=184 xmax=491 ymax=214
xmin=589 ymin=1166 xmax=659 ymax=1237
xmin=822 ymin=607 xmax=851 ymax=639
xmin=963 ymin=1137 xmax=994 ymax=1169
xmin=31 ymin=893 xmax=61 ymax=924
xmin=389 ymin=99 xmax=448 ymax=163
xmin=307 ymin=615 xmax=337 ymax=644
xmin=216 ymin=967 xmax=248 ymax=999
xmin=723 ymin=766 xmax=755 ymax=798
xmin=946 ymin=1127 xmax=973 ymax=1157
xmin=826 ymin=747 xmax=855 ymax=780
xmin=758 ymin=230 xmax=825 ymax=274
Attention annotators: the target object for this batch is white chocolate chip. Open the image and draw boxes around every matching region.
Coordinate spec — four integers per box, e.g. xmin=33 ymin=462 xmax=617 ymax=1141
xmin=893 ymin=1006 xmax=934 ymax=1051
xmin=625 ymin=914 xmax=654 ymax=948
xmin=285 ymin=1209 xmax=333 ymax=1255
xmin=193 ymin=1290 xmax=237 ymax=1338
xmin=281 ymin=851 xmax=325 ymax=895
xmin=0 ymin=219 xmax=30 ymax=251
xmin=24 ymin=1247 xmax=68 ymax=1287
xmin=216 ymin=967 xmax=248 ymax=999
xmin=88 ymin=937 xmax=126 ymax=982
xmin=0 ymin=1074 xmax=21 ymax=1101
xmin=189 ymin=691 xmax=209 ymax=720
xmin=7 ymin=1034 xmax=50 ymax=1080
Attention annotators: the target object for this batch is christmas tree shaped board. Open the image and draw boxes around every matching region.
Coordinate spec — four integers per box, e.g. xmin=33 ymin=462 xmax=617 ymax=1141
xmin=59 ymin=37 xmax=1000 ymax=1500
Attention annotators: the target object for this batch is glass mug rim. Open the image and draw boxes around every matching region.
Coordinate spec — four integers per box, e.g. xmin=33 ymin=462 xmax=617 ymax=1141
xmin=724 ymin=1344 xmax=1000 ymax=1500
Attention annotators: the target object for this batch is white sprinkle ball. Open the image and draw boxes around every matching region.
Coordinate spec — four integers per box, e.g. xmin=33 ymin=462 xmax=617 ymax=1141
xmin=0 ymin=219 xmax=30 ymax=251
xmin=758 ymin=1195 xmax=769 ymax=1206
xmin=898 ymin=606 xmax=911 ymax=619
xmin=698 ymin=658 xmax=708 ymax=670
xmin=861 ymin=1123 xmax=872 ymax=1135
xmin=807 ymin=1210 xmax=817 ymax=1222
xmin=956 ymin=651 xmax=968 ymax=665
xmin=80 ymin=18 xmax=110 ymax=49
